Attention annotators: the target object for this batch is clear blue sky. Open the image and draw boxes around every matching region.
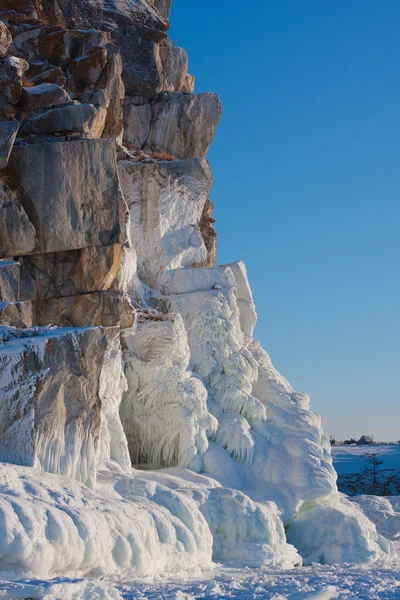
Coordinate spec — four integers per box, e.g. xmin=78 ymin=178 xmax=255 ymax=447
xmin=169 ymin=1 xmax=400 ymax=442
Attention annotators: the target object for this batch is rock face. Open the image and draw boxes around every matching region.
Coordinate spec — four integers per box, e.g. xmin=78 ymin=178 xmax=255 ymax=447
xmin=33 ymin=290 xmax=136 ymax=328
xmin=18 ymin=82 xmax=71 ymax=110
xmin=118 ymin=158 xmax=211 ymax=287
xmin=0 ymin=300 xmax=32 ymax=327
xmin=0 ymin=260 xmax=20 ymax=302
xmin=0 ymin=118 xmax=18 ymax=167
xmin=0 ymin=0 xmax=393 ymax=578
xmin=0 ymin=327 xmax=106 ymax=488
xmin=20 ymin=244 xmax=122 ymax=301
xmin=6 ymin=139 xmax=120 ymax=253
xmin=124 ymin=92 xmax=222 ymax=159
xmin=0 ymin=182 xmax=38 ymax=257
xmin=20 ymin=102 xmax=96 ymax=133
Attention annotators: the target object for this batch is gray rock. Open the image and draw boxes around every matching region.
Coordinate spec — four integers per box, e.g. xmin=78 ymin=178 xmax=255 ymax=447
xmin=0 ymin=326 xmax=106 ymax=488
xmin=0 ymin=120 xmax=19 ymax=168
xmin=0 ymin=56 xmax=29 ymax=104
xmin=20 ymin=244 xmax=122 ymax=301
xmin=20 ymin=103 xmax=96 ymax=134
xmin=124 ymin=92 xmax=222 ymax=159
xmin=19 ymin=83 xmax=71 ymax=110
xmin=0 ymin=260 xmax=20 ymax=302
xmin=33 ymin=290 xmax=136 ymax=329
xmin=0 ymin=20 xmax=12 ymax=58
xmin=6 ymin=139 xmax=120 ymax=253
xmin=123 ymin=99 xmax=151 ymax=149
xmin=0 ymin=183 xmax=38 ymax=258
xmin=0 ymin=300 xmax=32 ymax=327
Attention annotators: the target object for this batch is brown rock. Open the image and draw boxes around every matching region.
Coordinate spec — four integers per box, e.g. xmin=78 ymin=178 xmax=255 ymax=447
xmin=68 ymin=47 xmax=108 ymax=92
xmin=36 ymin=28 xmax=69 ymax=64
xmin=0 ymin=20 xmax=11 ymax=57
xmin=6 ymin=139 xmax=120 ymax=254
xmin=33 ymin=290 xmax=136 ymax=328
xmin=0 ymin=55 xmax=29 ymax=104
xmin=0 ymin=97 xmax=16 ymax=119
xmin=20 ymin=243 xmax=122 ymax=301
xmin=18 ymin=83 xmax=71 ymax=110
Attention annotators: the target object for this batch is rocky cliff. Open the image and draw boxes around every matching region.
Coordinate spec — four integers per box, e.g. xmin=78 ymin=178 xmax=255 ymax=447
xmin=0 ymin=0 xmax=395 ymax=580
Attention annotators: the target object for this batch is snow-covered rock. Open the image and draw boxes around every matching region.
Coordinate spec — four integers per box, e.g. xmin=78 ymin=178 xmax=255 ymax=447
xmin=0 ymin=327 xmax=106 ymax=488
xmin=120 ymin=313 xmax=216 ymax=470
xmin=0 ymin=462 xmax=300 ymax=578
xmin=118 ymin=158 xmax=211 ymax=287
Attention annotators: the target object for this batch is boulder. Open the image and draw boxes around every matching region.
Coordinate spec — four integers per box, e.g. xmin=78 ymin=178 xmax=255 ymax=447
xmin=0 ymin=260 xmax=20 ymax=302
xmin=30 ymin=67 xmax=67 ymax=87
xmin=118 ymin=158 xmax=211 ymax=287
xmin=123 ymin=92 xmax=222 ymax=159
xmin=0 ymin=55 xmax=29 ymax=104
xmin=20 ymin=103 xmax=96 ymax=134
xmin=0 ymin=119 xmax=19 ymax=168
xmin=6 ymin=139 xmax=120 ymax=253
xmin=20 ymin=243 xmax=122 ymax=301
xmin=0 ymin=183 xmax=38 ymax=258
xmin=0 ymin=300 xmax=32 ymax=327
xmin=18 ymin=83 xmax=71 ymax=110
xmin=0 ymin=20 xmax=11 ymax=57
xmin=33 ymin=290 xmax=136 ymax=328
xmin=0 ymin=326 xmax=106 ymax=488
xmin=68 ymin=47 xmax=108 ymax=92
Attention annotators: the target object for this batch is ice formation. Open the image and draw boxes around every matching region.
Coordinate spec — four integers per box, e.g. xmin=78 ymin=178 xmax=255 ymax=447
xmin=0 ymin=0 xmax=396 ymax=587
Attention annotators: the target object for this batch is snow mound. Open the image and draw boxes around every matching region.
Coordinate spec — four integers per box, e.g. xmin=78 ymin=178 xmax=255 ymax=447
xmin=287 ymin=494 xmax=396 ymax=565
xmin=0 ymin=462 xmax=300 ymax=579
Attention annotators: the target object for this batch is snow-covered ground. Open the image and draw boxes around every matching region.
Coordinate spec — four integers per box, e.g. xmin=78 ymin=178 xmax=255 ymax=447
xmin=1 ymin=563 xmax=400 ymax=599
xmin=0 ymin=447 xmax=399 ymax=599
